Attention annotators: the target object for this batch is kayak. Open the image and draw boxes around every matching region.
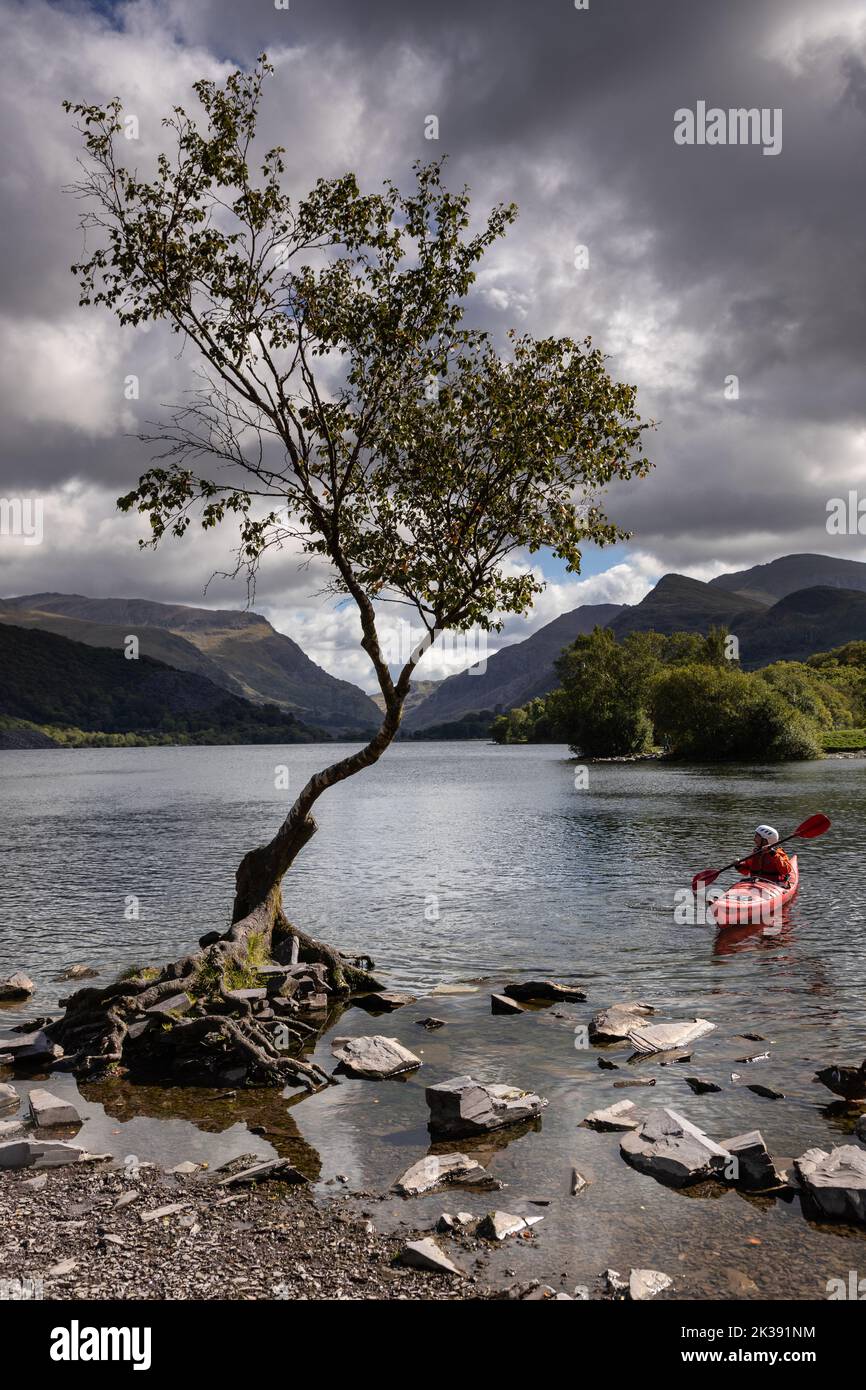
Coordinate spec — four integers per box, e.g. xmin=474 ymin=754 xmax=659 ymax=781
xmin=710 ymin=855 xmax=799 ymax=928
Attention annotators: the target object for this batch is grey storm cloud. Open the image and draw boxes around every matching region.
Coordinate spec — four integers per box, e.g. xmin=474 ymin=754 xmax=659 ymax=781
xmin=0 ymin=0 xmax=865 ymax=677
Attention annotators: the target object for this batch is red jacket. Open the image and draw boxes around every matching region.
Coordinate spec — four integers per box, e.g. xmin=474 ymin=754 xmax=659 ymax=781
xmin=735 ymin=846 xmax=793 ymax=882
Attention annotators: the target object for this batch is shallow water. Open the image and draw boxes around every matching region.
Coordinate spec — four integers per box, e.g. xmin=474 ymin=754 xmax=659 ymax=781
xmin=2 ymin=743 xmax=865 ymax=1297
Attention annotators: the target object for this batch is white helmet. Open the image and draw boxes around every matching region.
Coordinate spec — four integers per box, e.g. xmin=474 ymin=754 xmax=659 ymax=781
xmin=755 ymin=824 xmax=779 ymax=846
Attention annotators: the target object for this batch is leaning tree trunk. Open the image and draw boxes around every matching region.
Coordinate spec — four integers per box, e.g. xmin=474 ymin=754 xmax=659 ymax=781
xmin=47 ymin=692 xmax=410 ymax=1090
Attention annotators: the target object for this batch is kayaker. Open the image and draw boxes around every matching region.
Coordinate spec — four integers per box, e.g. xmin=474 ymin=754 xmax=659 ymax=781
xmin=735 ymin=825 xmax=793 ymax=883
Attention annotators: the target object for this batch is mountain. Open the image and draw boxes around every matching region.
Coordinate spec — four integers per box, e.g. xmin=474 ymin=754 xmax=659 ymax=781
xmin=607 ymin=573 xmax=769 ymax=638
xmin=736 ymin=587 xmax=866 ymax=668
xmin=0 ymin=593 xmax=381 ymax=735
xmin=709 ymin=553 xmax=866 ymax=606
xmin=404 ymin=603 xmax=622 ymax=731
xmin=0 ymin=623 xmax=326 ymax=745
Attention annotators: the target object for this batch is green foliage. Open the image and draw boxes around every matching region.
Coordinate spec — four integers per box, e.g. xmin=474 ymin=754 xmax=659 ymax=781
xmin=64 ymin=56 xmax=651 ymax=686
xmin=651 ymin=664 xmax=821 ymax=761
xmin=821 ymin=728 xmax=866 ymax=751
xmin=490 ymin=626 xmax=866 ymax=761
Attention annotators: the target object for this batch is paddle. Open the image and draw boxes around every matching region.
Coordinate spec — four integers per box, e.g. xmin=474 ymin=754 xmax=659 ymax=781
xmin=691 ymin=814 xmax=831 ymax=895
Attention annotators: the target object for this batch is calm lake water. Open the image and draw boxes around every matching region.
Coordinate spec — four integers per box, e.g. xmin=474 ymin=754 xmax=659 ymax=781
xmin=2 ymin=742 xmax=866 ymax=1298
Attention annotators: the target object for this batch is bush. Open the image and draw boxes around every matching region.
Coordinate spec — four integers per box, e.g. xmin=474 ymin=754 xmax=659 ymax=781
xmin=652 ymin=663 xmax=821 ymax=761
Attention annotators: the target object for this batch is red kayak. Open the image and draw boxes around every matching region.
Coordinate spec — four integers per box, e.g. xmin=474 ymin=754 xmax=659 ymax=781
xmin=711 ymin=855 xmax=799 ymax=928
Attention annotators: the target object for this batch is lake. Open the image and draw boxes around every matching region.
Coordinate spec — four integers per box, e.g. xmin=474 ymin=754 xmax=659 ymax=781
xmin=2 ymin=742 xmax=865 ymax=1297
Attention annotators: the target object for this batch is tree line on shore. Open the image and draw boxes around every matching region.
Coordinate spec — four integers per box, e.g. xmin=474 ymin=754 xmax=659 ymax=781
xmin=491 ymin=628 xmax=866 ymax=760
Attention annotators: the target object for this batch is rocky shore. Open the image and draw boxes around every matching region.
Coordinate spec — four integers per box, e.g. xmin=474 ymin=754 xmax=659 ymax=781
xmin=0 ymin=1162 xmax=476 ymax=1302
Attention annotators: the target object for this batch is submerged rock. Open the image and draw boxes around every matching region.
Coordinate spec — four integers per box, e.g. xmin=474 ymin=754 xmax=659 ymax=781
xmin=416 ymin=1017 xmax=446 ymax=1030
xmin=503 ymin=980 xmax=586 ymax=1003
xmin=589 ymin=1001 xmax=655 ymax=1043
xmin=491 ymin=994 xmax=524 ymax=1015
xmin=426 ymin=1075 xmax=547 ymax=1138
xmin=814 ymin=1060 xmax=866 ymax=1101
xmin=397 ymin=1237 xmax=462 ymax=1275
xmin=571 ymin=1168 xmax=590 ymax=1195
xmin=53 ymin=965 xmax=99 ymax=982
xmin=28 ymin=1089 xmax=81 ymax=1128
xmin=627 ymin=1019 xmax=715 ymax=1054
xmin=583 ymin=1100 xmax=640 ymax=1132
xmin=353 ymin=991 xmax=417 ymax=1012
xmin=0 ymin=973 xmax=34 ymax=1001
xmin=620 ymin=1109 xmax=730 ymax=1187
xmin=795 ymin=1145 xmax=866 ymax=1224
xmin=746 ymin=1083 xmax=784 ymax=1100
xmin=685 ymin=1076 xmax=722 ymax=1094
xmin=393 ymin=1152 xmax=487 ymax=1197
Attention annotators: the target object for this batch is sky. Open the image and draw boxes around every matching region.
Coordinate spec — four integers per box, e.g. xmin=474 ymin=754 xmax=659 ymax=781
xmin=0 ymin=0 xmax=865 ymax=691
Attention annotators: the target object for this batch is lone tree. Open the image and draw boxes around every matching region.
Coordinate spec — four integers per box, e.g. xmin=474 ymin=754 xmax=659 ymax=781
xmin=54 ymin=59 xmax=652 ymax=1087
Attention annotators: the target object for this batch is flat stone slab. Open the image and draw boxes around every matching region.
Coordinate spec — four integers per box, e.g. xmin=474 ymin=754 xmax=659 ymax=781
xmin=583 ymin=1100 xmax=640 ymax=1132
xmin=140 ymin=1202 xmax=191 ymax=1223
xmin=589 ymin=1002 xmax=655 ymax=1043
xmin=353 ymin=991 xmax=417 ymax=1012
xmin=795 ymin=1145 xmax=866 ymax=1224
xmin=491 ymin=993 xmax=524 ymax=1015
xmin=28 ymin=1089 xmax=81 ymax=1128
xmin=627 ymin=1019 xmax=715 ymax=1054
xmin=215 ymin=1157 xmax=307 ymax=1187
xmin=0 ymin=1030 xmax=56 ymax=1060
xmin=145 ymin=993 xmax=193 ymax=1017
xmin=393 ymin=1152 xmax=487 ymax=1197
xmin=426 ymin=1075 xmax=548 ymax=1138
xmin=478 ymin=1210 xmax=543 ymax=1241
xmin=0 ymin=1139 xmax=109 ymax=1169
xmin=429 ymin=984 xmax=478 ymax=996
xmin=0 ymin=1117 xmax=27 ymax=1140
xmin=503 ymin=980 xmax=586 ymax=1003
xmin=620 ymin=1108 xmax=731 ymax=1187
xmin=397 ymin=1237 xmax=462 ymax=1275
xmin=331 ymin=1035 xmax=422 ymax=1079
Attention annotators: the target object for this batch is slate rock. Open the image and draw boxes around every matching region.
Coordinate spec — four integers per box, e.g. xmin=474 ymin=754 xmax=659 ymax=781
xmin=685 ymin=1076 xmax=722 ymax=1094
xmin=620 ymin=1108 xmax=731 ymax=1187
xmin=0 ymin=1117 xmax=27 ymax=1140
xmin=0 ymin=1082 xmax=19 ymax=1110
xmin=0 ymin=973 xmax=34 ymax=1001
xmin=627 ymin=1019 xmax=715 ymax=1055
xmin=814 ymin=1060 xmax=866 ymax=1101
xmin=331 ymin=1035 xmax=422 ymax=1079
xmin=353 ymin=991 xmax=417 ymax=1012
xmin=583 ymin=1100 xmax=640 ymax=1132
xmin=504 ymin=980 xmax=586 ymax=1003
xmin=28 ymin=1089 xmax=82 ymax=1128
xmin=794 ymin=1145 xmax=866 ymax=1224
xmin=393 ymin=1152 xmax=487 ymax=1196
xmin=54 ymin=965 xmax=99 ymax=982
xmin=477 ymin=1210 xmax=543 ymax=1240
xmin=629 ymin=1269 xmax=674 ymax=1300
xmin=589 ymin=1001 xmax=655 ymax=1043
xmin=216 ymin=1157 xmax=307 ymax=1187
xmin=426 ymin=1075 xmax=547 ymax=1138
xmin=145 ymin=993 xmax=193 ymax=1017
xmin=397 ymin=1237 xmax=462 ymax=1275
xmin=491 ymin=993 xmax=524 ymax=1015
xmin=746 ymin=1083 xmax=784 ymax=1100
xmin=571 ymin=1168 xmax=589 ymax=1195
xmin=416 ymin=1017 xmax=445 ymax=1030
xmin=721 ymin=1130 xmax=783 ymax=1190
xmin=0 ymin=1139 xmax=109 ymax=1169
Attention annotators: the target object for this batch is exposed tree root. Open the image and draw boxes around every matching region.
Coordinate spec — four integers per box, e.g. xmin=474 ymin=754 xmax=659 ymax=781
xmin=47 ymin=854 xmax=383 ymax=1089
